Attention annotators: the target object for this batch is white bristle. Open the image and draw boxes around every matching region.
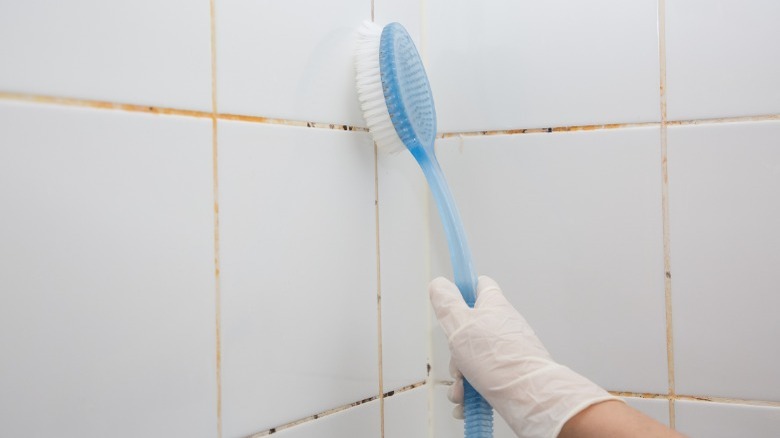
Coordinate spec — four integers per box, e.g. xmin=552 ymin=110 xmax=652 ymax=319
xmin=354 ymin=21 xmax=407 ymax=155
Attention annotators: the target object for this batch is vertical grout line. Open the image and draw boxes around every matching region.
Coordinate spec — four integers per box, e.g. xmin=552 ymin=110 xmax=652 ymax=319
xmin=374 ymin=143 xmax=386 ymax=438
xmin=657 ymin=0 xmax=676 ymax=429
xmin=209 ymin=0 xmax=223 ymax=437
xmin=420 ymin=4 xmax=435 ymax=436
xmin=371 ymin=0 xmax=374 ymax=22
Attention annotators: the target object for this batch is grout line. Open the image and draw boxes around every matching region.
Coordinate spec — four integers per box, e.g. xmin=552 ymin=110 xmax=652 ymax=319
xmin=218 ymin=113 xmax=368 ymax=131
xmin=668 ymin=114 xmax=780 ymax=126
xmin=609 ymin=392 xmax=780 ymax=408
xmin=0 ymin=91 xmax=212 ymax=118
xmin=247 ymin=381 xmax=427 ymax=437
xmin=373 ymin=143 xmax=386 ymax=438
xmin=438 ymin=122 xmax=661 ymax=138
xmin=657 ymin=0 xmax=676 ymax=430
xmin=209 ymin=0 xmax=223 ymax=437
xmin=4 ymin=91 xmax=780 ymax=134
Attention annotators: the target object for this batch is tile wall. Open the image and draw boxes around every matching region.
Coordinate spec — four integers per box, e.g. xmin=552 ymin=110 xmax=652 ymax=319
xmin=1 ymin=1 xmax=777 ymax=438
xmin=426 ymin=0 xmax=780 ymax=436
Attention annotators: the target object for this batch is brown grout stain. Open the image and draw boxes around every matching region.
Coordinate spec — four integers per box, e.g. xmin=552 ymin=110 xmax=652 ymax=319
xmin=657 ymin=0 xmax=676 ymax=430
xmin=248 ymin=381 xmax=426 ymax=437
xmin=439 ymin=122 xmax=660 ymax=139
xmin=0 ymin=91 xmax=212 ymax=118
xmin=209 ymin=0 xmax=222 ymax=436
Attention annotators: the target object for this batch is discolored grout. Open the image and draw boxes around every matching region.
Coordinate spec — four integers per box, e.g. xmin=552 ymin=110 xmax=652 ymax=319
xmin=657 ymin=0 xmax=676 ymax=429
xmin=247 ymin=381 xmax=426 ymax=437
xmin=209 ymin=0 xmax=223 ymax=436
xmin=373 ymin=143 xmax=386 ymax=438
xmin=609 ymin=391 xmax=780 ymax=408
xmin=0 ymin=91 xmax=212 ymax=118
xmin=219 ymin=112 xmax=368 ymax=132
xmin=668 ymin=114 xmax=780 ymax=126
xmin=439 ymin=122 xmax=661 ymax=139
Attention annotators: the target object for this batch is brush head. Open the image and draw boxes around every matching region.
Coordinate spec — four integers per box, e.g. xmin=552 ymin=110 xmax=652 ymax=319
xmin=354 ymin=21 xmax=437 ymax=155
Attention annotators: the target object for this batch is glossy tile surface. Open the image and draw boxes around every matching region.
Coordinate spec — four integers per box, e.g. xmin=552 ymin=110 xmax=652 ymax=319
xmin=216 ymin=0 xmax=369 ymax=125
xmin=623 ymin=398 xmax=670 ymax=426
xmin=0 ymin=0 xmax=212 ymax=110
xmin=676 ymin=400 xmax=780 ymax=438
xmin=272 ymin=400 xmax=380 ymax=438
xmin=0 ymin=102 xmax=217 ymax=437
xmin=377 ymin=151 xmax=430 ymax=389
xmin=432 ymin=128 xmax=668 ymax=393
xmin=668 ymin=122 xmax=780 ymax=401
xmin=425 ymin=0 xmax=660 ymax=132
xmin=384 ymin=387 xmax=429 ymax=438
xmin=218 ymin=122 xmax=378 ymax=437
xmin=666 ymin=0 xmax=780 ymax=120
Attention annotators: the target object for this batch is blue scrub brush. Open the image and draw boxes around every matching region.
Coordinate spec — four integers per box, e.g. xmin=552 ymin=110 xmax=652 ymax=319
xmin=354 ymin=21 xmax=494 ymax=438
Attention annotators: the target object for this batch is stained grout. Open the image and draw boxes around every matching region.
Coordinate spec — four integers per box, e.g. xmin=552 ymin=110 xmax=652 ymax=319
xmin=247 ymin=381 xmax=426 ymax=437
xmin=3 ymin=92 xmax=780 ymax=137
xmin=609 ymin=392 xmax=780 ymax=408
xmin=209 ymin=0 xmax=223 ymax=436
xmin=373 ymin=142 xmax=386 ymax=438
xmin=439 ymin=122 xmax=661 ymax=138
xmin=657 ymin=0 xmax=676 ymax=429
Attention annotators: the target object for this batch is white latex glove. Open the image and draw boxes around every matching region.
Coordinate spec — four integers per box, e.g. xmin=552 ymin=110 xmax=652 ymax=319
xmin=430 ymin=276 xmax=621 ymax=438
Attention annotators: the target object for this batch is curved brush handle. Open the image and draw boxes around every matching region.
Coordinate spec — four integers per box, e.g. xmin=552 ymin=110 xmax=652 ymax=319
xmin=416 ymin=152 xmax=494 ymax=438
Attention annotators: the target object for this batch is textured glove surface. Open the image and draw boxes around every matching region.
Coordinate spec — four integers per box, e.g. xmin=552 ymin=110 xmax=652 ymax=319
xmin=430 ymin=276 xmax=621 ymax=438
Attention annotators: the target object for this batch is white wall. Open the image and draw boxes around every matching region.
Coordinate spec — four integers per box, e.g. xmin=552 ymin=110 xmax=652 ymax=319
xmin=1 ymin=0 xmax=778 ymax=437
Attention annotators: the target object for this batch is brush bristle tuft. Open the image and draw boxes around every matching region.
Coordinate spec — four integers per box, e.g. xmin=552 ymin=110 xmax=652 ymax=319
xmin=354 ymin=21 xmax=407 ymax=155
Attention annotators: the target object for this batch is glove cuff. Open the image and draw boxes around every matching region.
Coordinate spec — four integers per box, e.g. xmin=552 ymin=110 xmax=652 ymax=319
xmin=489 ymin=363 xmax=622 ymax=438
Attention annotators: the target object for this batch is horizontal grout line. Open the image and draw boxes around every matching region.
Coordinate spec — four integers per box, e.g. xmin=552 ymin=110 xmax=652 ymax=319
xmin=4 ymin=92 xmax=779 ymax=136
xmin=439 ymin=113 xmax=780 ymax=139
xmin=219 ymin=112 xmax=367 ymax=132
xmin=438 ymin=122 xmax=660 ymax=138
xmin=0 ymin=91 xmax=212 ymax=118
xmin=667 ymin=114 xmax=780 ymax=126
xmin=610 ymin=391 xmax=780 ymax=408
xmin=0 ymin=92 xmax=368 ymax=132
xmin=247 ymin=381 xmax=426 ymax=437
xmin=434 ymin=383 xmax=780 ymax=409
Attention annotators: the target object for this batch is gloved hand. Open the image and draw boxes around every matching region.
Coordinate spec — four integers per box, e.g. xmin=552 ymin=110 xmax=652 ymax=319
xmin=430 ymin=276 xmax=621 ymax=438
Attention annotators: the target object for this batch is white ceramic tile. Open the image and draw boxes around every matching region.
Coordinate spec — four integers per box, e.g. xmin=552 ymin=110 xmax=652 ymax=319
xmin=431 ymin=128 xmax=668 ymax=393
xmin=424 ymin=0 xmax=661 ymax=132
xmin=216 ymin=0 xmax=369 ymax=125
xmin=666 ymin=0 xmax=780 ymax=120
xmin=432 ymin=385 xmax=515 ymax=438
xmin=676 ymin=400 xmax=780 ymax=438
xmin=623 ymin=398 xmax=670 ymax=426
xmin=0 ymin=0 xmax=212 ymax=111
xmin=373 ymin=0 xmax=422 ymax=48
xmin=378 ymin=151 xmax=430 ymax=389
xmin=218 ymin=121 xmax=379 ymax=437
xmin=272 ymin=400 xmax=380 ymax=438
xmin=384 ymin=387 xmax=429 ymax=438
xmin=668 ymin=122 xmax=780 ymax=401
xmin=0 ymin=102 xmax=217 ymax=437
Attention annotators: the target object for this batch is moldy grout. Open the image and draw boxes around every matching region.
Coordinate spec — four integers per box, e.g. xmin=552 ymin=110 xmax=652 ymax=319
xmin=3 ymin=92 xmax=780 ymax=137
xmin=247 ymin=381 xmax=426 ymax=438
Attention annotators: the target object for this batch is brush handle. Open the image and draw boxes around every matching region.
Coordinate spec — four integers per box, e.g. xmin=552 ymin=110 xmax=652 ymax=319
xmin=415 ymin=151 xmax=493 ymax=438
xmin=416 ymin=153 xmax=478 ymax=303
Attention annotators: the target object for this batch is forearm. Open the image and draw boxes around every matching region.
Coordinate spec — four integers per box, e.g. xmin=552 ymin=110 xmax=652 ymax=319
xmin=559 ymin=400 xmax=687 ymax=438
